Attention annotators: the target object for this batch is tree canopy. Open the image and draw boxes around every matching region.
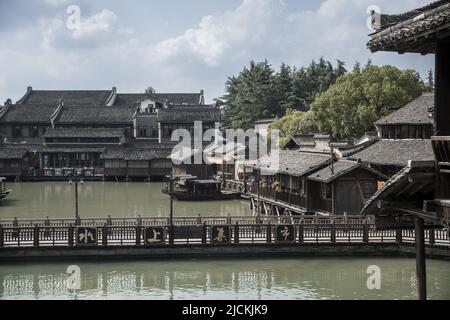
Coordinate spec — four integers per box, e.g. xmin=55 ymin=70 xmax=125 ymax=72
xmin=220 ymin=58 xmax=347 ymax=130
xmin=269 ymin=110 xmax=318 ymax=147
xmin=311 ymin=64 xmax=426 ymax=141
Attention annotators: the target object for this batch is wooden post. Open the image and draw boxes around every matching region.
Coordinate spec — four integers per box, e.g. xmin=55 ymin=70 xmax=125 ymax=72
xmin=75 ymin=176 xmax=79 ymax=223
xmin=331 ymin=222 xmax=336 ymax=243
xmin=429 ymin=228 xmax=435 ymax=246
xmin=234 ymin=222 xmax=239 ymax=244
xmin=33 ymin=224 xmax=40 ymax=247
xmin=331 ymin=182 xmax=336 ymax=215
xmin=102 ymin=225 xmax=108 ymax=246
xmin=363 ymin=223 xmax=369 ymax=243
xmin=68 ymin=225 xmax=74 ymax=246
xmin=266 ymin=222 xmax=271 ymax=244
xmin=136 ymin=225 xmax=141 ymax=246
xmin=435 ymin=42 xmax=450 ymax=136
xmin=415 ymin=217 xmax=427 ymax=300
xmin=298 ymin=223 xmax=304 ymax=244
xmin=396 ymin=229 xmax=403 ymax=244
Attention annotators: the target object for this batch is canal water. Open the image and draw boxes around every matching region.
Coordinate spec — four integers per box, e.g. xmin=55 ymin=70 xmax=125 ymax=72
xmin=1 ymin=183 xmax=450 ymax=300
xmin=0 ymin=258 xmax=449 ymax=300
xmin=0 ymin=182 xmax=251 ymax=219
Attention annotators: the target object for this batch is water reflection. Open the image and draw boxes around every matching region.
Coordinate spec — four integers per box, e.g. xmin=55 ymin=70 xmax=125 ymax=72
xmin=0 ymin=182 xmax=251 ymax=219
xmin=1 ymin=258 xmax=449 ymax=300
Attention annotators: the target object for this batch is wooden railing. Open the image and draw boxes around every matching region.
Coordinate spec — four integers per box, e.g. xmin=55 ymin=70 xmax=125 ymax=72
xmin=0 ymin=217 xmax=448 ymax=249
xmin=432 ymin=136 xmax=450 ymax=174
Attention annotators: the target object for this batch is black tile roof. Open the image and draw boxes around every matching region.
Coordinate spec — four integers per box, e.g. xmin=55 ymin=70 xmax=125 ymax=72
xmin=307 ymin=160 xmax=387 ymax=183
xmin=368 ymin=1 xmax=450 ymax=53
xmin=55 ymin=105 xmax=136 ymax=125
xmin=44 ymin=128 xmax=125 ymax=138
xmin=264 ymin=151 xmax=331 ymax=176
xmin=101 ymin=144 xmax=173 ymax=161
xmin=114 ymin=93 xmax=203 ymax=106
xmin=18 ymin=90 xmax=113 ymax=106
xmin=0 ymin=147 xmax=28 ymax=160
xmin=0 ymin=104 xmax=57 ymax=123
xmin=374 ymin=93 xmax=434 ymax=126
xmin=157 ymin=105 xmax=220 ymax=123
xmin=349 ymin=139 xmax=435 ymax=167
xmin=155 ymin=93 xmax=203 ymax=105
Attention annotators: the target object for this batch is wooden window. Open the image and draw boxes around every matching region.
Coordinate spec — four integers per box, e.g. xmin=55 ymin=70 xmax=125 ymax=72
xmin=13 ymin=127 xmax=22 ymax=138
xmin=389 ymin=126 xmax=395 ymax=139
xmin=401 ymin=125 xmax=408 ymax=139
xmin=321 ymin=183 xmax=332 ymax=199
xmin=139 ymin=127 xmax=147 ymax=137
xmin=408 ymin=125 xmax=417 ymax=139
xmin=30 ymin=126 xmax=39 ymax=137
xmin=362 ymin=181 xmax=376 ymax=198
xmin=417 ymin=126 xmax=424 ymax=139
xmin=382 ymin=127 xmax=389 ymax=139
xmin=424 ymin=126 xmax=432 ymax=139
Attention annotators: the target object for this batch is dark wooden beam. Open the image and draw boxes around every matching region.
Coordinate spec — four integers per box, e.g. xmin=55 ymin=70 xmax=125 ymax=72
xmin=435 ymin=41 xmax=450 ymax=136
xmin=415 ymin=217 xmax=427 ymax=300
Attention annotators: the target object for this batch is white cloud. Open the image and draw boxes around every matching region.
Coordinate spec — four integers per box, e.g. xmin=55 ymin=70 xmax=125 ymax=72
xmin=0 ymin=0 xmax=436 ymax=104
xmin=43 ymin=0 xmax=71 ymax=6
xmin=154 ymin=0 xmax=284 ymax=66
xmin=72 ymin=9 xmax=118 ymax=40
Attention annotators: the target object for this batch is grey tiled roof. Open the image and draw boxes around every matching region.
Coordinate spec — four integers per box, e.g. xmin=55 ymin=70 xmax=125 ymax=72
xmin=114 ymin=93 xmax=203 ymax=106
xmin=308 ymin=160 xmax=387 ymax=183
xmin=0 ymin=147 xmax=28 ymax=159
xmin=374 ymin=94 xmax=434 ymax=126
xmin=18 ymin=90 xmax=113 ymax=106
xmin=55 ymin=105 xmax=135 ymax=124
xmin=101 ymin=145 xmax=173 ymax=161
xmin=368 ymin=1 xmax=450 ymax=53
xmin=268 ymin=151 xmax=331 ymax=176
xmin=349 ymin=139 xmax=435 ymax=167
xmin=157 ymin=105 xmax=220 ymax=123
xmin=0 ymin=104 xmax=57 ymax=123
xmin=44 ymin=128 xmax=125 ymax=138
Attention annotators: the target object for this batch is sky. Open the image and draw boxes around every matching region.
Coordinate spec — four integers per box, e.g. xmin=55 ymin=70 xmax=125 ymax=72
xmin=0 ymin=0 xmax=435 ymax=104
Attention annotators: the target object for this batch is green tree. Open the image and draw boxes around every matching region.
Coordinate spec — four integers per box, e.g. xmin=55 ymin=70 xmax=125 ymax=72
xmin=269 ymin=109 xmax=318 ymax=146
xmin=220 ymin=58 xmax=348 ymax=130
xmin=312 ymin=65 xmax=425 ymax=140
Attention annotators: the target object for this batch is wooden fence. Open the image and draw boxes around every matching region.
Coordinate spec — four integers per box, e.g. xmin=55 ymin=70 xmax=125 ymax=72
xmin=0 ymin=217 xmax=448 ymax=248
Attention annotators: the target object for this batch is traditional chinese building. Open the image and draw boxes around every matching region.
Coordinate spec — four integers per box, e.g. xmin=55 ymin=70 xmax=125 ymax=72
xmin=364 ymin=0 xmax=450 ymax=300
xmin=0 ymin=86 xmax=216 ymax=180
xmin=349 ymin=94 xmax=436 ymax=177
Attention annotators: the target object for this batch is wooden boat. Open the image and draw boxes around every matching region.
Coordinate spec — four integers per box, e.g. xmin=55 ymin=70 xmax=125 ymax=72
xmin=0 ymin=177 xmax=12 ymax=200
xmin=162 ymin=176 xmax=240 ymax=201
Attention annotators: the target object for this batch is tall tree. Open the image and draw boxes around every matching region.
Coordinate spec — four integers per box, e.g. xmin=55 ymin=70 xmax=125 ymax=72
xmin=312 ymin=65 xmax=426 ymax=140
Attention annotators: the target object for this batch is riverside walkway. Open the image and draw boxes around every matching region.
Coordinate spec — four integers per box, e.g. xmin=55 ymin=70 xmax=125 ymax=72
xmin=0 ymin=215 xmax=449 ymax=261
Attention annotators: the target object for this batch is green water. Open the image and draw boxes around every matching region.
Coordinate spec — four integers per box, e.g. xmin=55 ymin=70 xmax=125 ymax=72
xmin=0 ymin=182 xmax=251 ymax=219
xmin=0 ymin=258 xmax=449 ymax=300
xmin=0 ymin=183 xmax=449 ymax=300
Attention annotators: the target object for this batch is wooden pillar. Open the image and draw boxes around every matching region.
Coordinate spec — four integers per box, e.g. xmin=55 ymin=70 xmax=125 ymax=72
xmin=33 ymin=224 xmax=39 ymax=247
xmin=435 ymin=42 xmax=450 ymax=136
xmin=415 ymin=217 xmax=427 ymax=300
xmin=305 ymin=179 xmax=309 ymax=212
xmin=68 ymin=225 xmax=74 ymax=246
xmin=234 ymin=222 xmax=240 ymax=244
xmin=0 ymin=225 xmax=3 ymax=247
xmin=331 ymin=182 xmax=336 ymax=215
